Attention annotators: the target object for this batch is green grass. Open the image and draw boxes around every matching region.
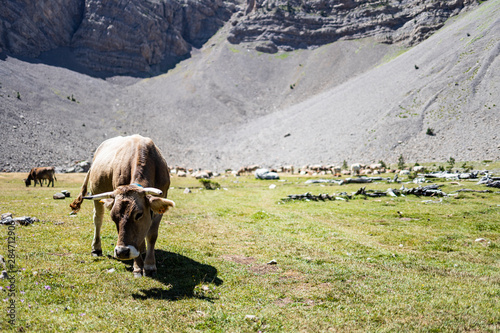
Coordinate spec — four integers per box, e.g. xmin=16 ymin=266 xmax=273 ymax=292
xmin=0 ymin=171 xmax=499 ymax=332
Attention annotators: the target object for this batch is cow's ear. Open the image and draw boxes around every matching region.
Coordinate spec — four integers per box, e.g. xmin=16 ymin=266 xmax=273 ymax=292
xmin=148 ymin=196 xmax=175 ymax=214
xmin=100 ymin=198 xmax=115 ymax=210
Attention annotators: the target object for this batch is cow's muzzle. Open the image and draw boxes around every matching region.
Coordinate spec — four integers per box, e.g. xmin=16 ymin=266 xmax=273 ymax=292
xmin=114 ymin=245 xmax=140 ymax=260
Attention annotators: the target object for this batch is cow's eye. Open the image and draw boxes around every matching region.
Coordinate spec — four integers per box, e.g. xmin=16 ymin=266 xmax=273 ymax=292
xmin=135 ymin=212 xmax=144 ymax=220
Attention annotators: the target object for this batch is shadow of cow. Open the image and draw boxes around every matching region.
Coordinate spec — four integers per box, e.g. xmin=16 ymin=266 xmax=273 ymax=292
xmin=124 ymin=250 xmax=223 ymax=301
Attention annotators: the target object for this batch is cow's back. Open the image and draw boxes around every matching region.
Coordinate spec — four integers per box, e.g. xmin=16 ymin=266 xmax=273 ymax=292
xmin=89 ymin=135 xmax=170 ymax=196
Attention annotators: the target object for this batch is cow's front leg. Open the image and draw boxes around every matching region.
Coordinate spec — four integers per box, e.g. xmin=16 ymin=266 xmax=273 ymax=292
xmin=91 ymin=201 xmax=105 ymax=257
xmin=133 ymin=255 xmax=144 ymax=278
xmin=144 ymin=215 xmax=161 ymax=277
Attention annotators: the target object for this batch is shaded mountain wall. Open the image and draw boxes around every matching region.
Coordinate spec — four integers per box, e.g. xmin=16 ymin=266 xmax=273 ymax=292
xmin=0 ymin=0 xmax=240 ymax=74
xmin=0 ymin=0 xmax=482 ymax=74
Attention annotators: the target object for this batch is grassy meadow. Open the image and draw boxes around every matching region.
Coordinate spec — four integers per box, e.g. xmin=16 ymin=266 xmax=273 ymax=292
xmin=0 ymin=166 xmax=499 ymax=332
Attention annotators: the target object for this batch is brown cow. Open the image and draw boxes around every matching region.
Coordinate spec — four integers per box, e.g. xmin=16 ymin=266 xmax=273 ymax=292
xmin=70 ymin=135 xmax=175 ymax=277
xmin=24 ymin=167 xmax=57 ymax=187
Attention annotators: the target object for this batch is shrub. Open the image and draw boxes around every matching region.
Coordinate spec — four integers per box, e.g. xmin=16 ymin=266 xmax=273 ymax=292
xmin=199 ymin=179 xmax=220 ymax=190
xmin=426 ymin=128 xmax=435 ymax=136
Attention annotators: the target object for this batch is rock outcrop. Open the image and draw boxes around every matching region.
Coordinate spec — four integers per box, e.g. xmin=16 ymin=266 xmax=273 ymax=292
xmin=0 ymin=0 xmax=483 ymax=72
xmin=0 ymin=0 xmax=240 ymax=74
xmin=0 ymin=0 xmax=83 ymax=57
xmin=229 ymin=0 xmax=481 ymax=52
xmin=72 ymin=0 xmax=239 ymax=73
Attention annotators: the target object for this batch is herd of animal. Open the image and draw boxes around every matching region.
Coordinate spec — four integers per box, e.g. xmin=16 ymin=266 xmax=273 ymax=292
xmin=170 ymin=162 xmax=397 ymax=179
xmin=20 ymin=134 xmax=418 ymax=277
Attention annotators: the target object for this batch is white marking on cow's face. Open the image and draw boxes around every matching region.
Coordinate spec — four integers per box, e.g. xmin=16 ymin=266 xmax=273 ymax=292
xmin=114 ymin=245 xmax=140 ymax=260
xmin=127 ymin=245 xmax=140 ymax=258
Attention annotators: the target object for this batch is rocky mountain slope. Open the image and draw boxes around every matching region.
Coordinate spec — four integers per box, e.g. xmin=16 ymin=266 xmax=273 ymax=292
xmin=0 ymin=0 xmax=498 ymax=172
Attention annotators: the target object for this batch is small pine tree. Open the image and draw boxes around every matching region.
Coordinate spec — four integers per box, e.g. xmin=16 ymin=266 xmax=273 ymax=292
xmin=398 ymin=154 xmax=405 ymax=170
xmin=342 ymin=160 xmax=348 ymax=170
xmin=447 ymin=157 xmax=455 ymax=171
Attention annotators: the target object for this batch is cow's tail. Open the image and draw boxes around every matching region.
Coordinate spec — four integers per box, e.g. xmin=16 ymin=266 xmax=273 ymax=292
xmin=51 ymin=167 xmax=57 ymax=181
xmin=70 ymin=170 xmax=91 ymax=213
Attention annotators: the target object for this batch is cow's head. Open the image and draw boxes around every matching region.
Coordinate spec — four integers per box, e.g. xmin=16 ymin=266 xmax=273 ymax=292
xmin=24 ymin=178 xmax=31 ymax=187
xmin=84 ymin=185 xmax=174 ymax=260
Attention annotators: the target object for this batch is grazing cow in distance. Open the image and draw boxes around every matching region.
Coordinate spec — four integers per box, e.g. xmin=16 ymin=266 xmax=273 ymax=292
xmin=192 ymin=169 xmax=213 ymax=179
xmin=369 ymin=163 xmax=383 ymax=171
xmin=351 ymin=163 xmax=362 ymax=176
xmin=283 ymin=165 xmax=294 ymax=174
xmin=332 ymin=166 xmax=342 ymax=177
xmin=413 ymin=166 xmax=426 ymax=173
xmin=24 ymin=167 xmax=57 ymax=187
xmin=236 ymin=165 xmax=260 ymax=176
xmin=70 ymin=135 xmax=175 ymax=277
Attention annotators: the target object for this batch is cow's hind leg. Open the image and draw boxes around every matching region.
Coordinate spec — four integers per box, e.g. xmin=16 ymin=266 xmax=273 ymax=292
xmin=91 ymin=201 xmax=105 ymax=256
xmin=143 ymin=214 xmax=162 ymax=277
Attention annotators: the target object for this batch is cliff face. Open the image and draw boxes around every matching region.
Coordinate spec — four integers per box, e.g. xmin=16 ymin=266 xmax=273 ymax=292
xmin=229 ymin=0 xmax=480 ymax=52
xmin=0 ymin=0 xmax=83 ymax=56
xmin=0 ymin=0 xmax=239 ymax=74
xmin=0 ymin=0 xmax=481 ymax=74
xmin=71 ymin=0 xmax=239 ymax=73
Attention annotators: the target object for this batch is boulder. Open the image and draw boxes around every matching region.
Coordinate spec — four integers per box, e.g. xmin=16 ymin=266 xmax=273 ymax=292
xmin=53 ymin=192 xmax=66 ymax=200
xmin=255 ymin=168 xmax=279 ymax=180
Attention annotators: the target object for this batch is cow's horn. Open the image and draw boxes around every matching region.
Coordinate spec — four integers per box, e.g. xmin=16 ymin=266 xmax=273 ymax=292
xmin=143 ymin=188 xmax=163 ymax=196
xmin=83 ymin=191 xmax=114 ymax=200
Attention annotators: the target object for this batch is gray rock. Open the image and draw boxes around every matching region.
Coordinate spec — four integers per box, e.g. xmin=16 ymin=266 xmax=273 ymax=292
xmin=255 ymin=168 xmax=279 ymax=180
xmin=53 ymin=192 xmax=66 ymax=200
xmin=1 ymin=216 xmax=39 ymax=226
xmin=255 ymin=41 xmax=278 ymax=54
xmin=0 ymin=217 xmax=14 ymax=225
xmin=74 ymin=161 xmax=90 ymax=173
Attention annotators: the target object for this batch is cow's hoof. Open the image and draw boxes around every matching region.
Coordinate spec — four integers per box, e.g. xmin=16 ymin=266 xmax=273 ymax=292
xmin=144 ymin=269 xmax=156 ymax=277
xmin=133 ymin=270 xmax=143 ymax=278
xmin=91 ymin=250 xmax=103 ymax=257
